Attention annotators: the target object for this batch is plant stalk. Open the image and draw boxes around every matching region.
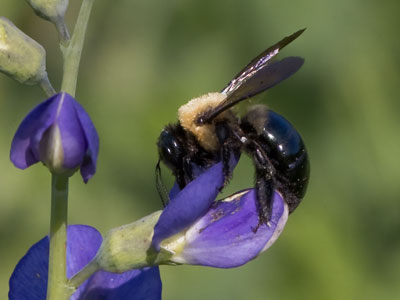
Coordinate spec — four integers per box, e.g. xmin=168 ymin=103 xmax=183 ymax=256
xmin=46 ymin=175 xmax=70 ymax=300
xmin=61 ymin=0 xmax=95 ymax=96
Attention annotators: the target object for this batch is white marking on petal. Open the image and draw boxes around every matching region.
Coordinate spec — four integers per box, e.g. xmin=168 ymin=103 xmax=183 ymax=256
xmin=261 ymin=201 xmax=289 ymax=253
xmin=221 ymin=190 xmax=250 ymax=203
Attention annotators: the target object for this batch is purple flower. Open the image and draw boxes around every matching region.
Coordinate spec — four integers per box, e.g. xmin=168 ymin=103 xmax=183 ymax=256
xmin=10 ymin=92 xmax=99 ymax=183
xmin=152 ymin=163 xmax=225 ymax=251
xmin=9 ymin=225 xmax=162 ymax=300
xmin=151 ymin=162 xmax=288 ymax=268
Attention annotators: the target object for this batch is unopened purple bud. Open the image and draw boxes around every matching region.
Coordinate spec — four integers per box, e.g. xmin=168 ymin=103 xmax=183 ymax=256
xmin=10 ymin=92 xmax=99 ymax=182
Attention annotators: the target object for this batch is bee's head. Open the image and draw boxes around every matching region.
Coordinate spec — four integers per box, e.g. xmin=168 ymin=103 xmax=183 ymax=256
xmin=157 ymin=125 xmax=186 ymax=174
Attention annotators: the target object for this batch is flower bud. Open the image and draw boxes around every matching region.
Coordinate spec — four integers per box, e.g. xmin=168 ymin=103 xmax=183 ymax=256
xmin=94 ymin=211 xmax=163 ymax=273
xmin=10 ymin=92 xmax=99 ymax=182
xmin=25 ymin=0 xmax=68 ymax=23
xmin=0 ymin=17 xmax=47 ymax=85
xmin=25 ymin=0 xmax=70 ymax=41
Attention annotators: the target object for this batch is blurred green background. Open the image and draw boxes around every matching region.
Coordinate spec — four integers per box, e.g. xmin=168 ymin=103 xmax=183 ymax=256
xmin=1 ymin=0 xmax=400 ymax=299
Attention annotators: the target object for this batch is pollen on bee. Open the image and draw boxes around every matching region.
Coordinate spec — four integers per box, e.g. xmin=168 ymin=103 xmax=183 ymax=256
xmin=178 ymin=92 xmax=226 ymax=151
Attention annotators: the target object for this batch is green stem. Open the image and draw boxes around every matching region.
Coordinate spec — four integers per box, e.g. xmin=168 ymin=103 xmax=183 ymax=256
xmin=54 ymin=18 xmax=71 ymax=46
xmin=61 ymin=0 xmax=95 ymax=96
xmin=40 ymin=74 xmax=57 ymax=97
xmin=46 ymin=175 xmax=71 ymax=300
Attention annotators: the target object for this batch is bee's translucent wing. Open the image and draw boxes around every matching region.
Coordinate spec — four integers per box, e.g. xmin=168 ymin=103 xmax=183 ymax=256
xmin=198 ymin=29 xmax=305 ymax=123
xmin=205 ymin=57 xmax=304 ymax=121
xmin=222 ymin=28 xmax=305 ymax=96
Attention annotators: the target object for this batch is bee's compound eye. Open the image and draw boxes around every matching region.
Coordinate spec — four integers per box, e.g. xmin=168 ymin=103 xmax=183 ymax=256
xmin=157 ymin=129 xmax=185 ymax=171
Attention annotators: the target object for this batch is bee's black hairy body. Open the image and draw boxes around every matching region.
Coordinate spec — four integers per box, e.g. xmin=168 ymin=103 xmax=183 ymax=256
xmin=156 ymin=29 xmax=310 ymax=226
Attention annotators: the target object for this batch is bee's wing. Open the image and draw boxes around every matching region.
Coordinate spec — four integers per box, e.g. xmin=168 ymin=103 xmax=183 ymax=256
xmin=199 ymin=29 xmax=305 ymax=123
xmin=223 ymin=56 xmax=304 ymax=107
xmin=222 ymin=28 xmax=305 ymax=95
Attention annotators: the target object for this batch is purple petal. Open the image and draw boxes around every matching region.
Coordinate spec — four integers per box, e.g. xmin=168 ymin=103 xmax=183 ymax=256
xmin=10 ymin=95 xmax=60 ymax=169
xmin=8 ymin=225 xmax=100 ymax=300
xmin=57 ymin=94 xmax=87 ymax=170
xmin=9 ymin=225 xmax=162 ymax=300
xmin=67 ymin=226 xmax=103 ymax=299
xmin=75 ymin=268 xmax=162 ymax=300
xmin=72 ymin=99 xmax=99 ymax=183
xmin=152 ymin=162 xmax=225 ymax=251
xmin=168 ymin=182 xmax=181 ymax=199
xmin=170 ymin=189 xmax=288 ymax=268
xmin=8 ymin=236 xmax=48 ymax=300
xmin=68 ymin=226 xmax=103 ymax=277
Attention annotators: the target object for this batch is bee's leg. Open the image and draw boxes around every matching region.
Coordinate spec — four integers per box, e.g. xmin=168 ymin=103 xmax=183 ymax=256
xmin=221 ymin=144 xmax=233 ymax=186
xmin=254 ymin=168 xmax=274 ymax=230
xmin=246 ymin=142 xmax=276 ymax=230
xmin=215 ymin=122 xmax=236 ymax=185
xmin=179 ymin=156 xmax=194 ymax=187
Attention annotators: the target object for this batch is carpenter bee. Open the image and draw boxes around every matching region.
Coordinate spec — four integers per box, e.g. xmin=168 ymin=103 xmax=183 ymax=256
xmin=156 ymin=29 xmax=310 ymax=226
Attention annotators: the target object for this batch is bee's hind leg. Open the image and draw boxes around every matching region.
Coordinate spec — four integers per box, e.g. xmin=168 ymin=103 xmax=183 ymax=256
xmin=246 ymin=142 xmax=276 ymax=231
